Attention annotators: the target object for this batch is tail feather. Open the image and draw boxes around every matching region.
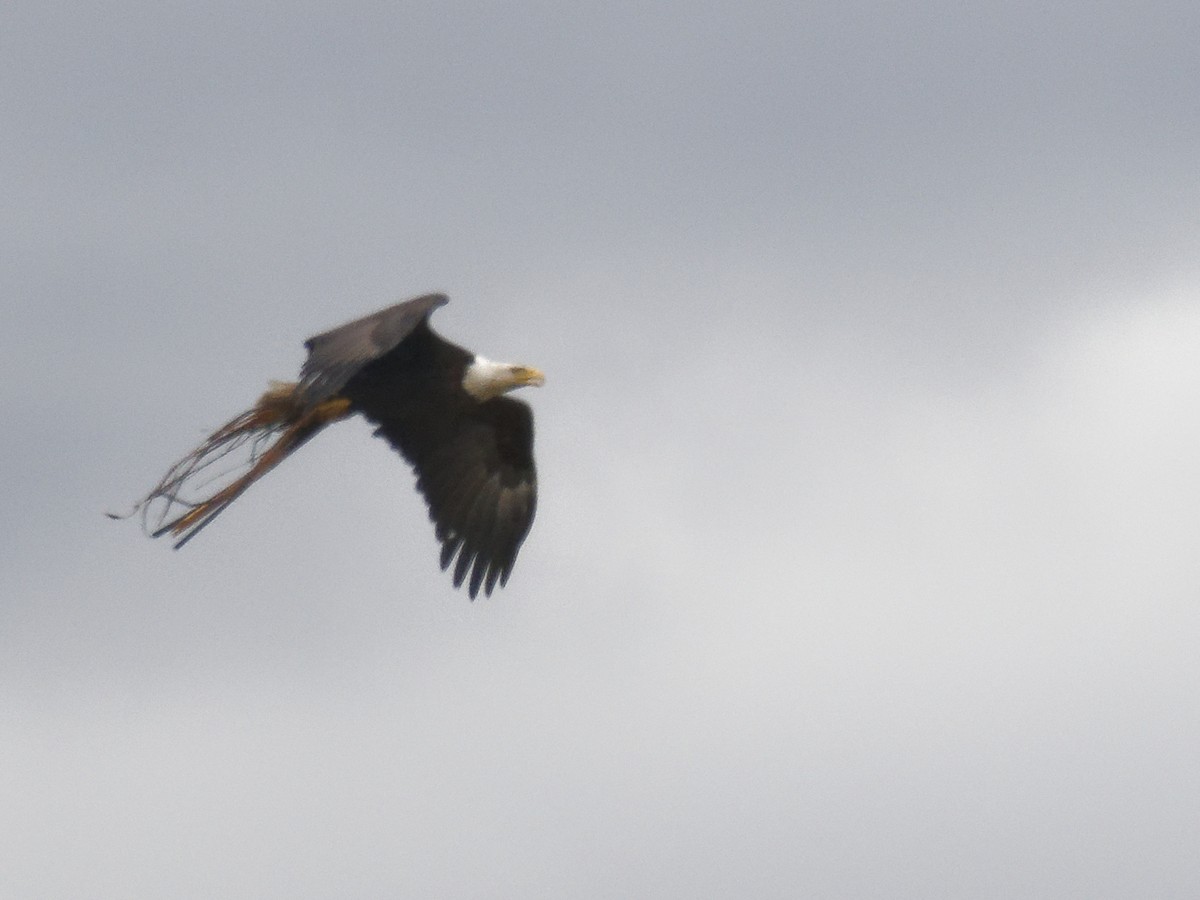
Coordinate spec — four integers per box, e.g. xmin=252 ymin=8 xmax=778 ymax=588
xmin=113 ymin=382 xmax=351 ymax=547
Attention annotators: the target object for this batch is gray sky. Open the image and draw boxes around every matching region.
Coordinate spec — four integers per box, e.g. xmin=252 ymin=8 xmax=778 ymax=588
xmin=4 ymin=2 xmax=1200 ymax=897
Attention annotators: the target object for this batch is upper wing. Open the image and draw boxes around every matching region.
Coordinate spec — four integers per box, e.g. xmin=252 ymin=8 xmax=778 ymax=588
xmin=371 ymin=397 xmax=538 ymax=599
xmin=299 ymin=293 xmax=449 ymax=402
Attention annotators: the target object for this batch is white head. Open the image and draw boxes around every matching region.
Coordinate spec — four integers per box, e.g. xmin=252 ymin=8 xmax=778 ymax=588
xmin=461 ymin=356 xmax=546 ymax=401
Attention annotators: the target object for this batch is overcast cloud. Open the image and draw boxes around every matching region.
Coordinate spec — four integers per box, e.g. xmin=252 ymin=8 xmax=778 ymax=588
xmin=4 ymin=2 xmax=1200 ymax=897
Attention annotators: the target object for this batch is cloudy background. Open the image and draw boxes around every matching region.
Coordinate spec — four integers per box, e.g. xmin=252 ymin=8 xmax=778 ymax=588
xmin=4 ymin=2 xmax=1200 ymax=896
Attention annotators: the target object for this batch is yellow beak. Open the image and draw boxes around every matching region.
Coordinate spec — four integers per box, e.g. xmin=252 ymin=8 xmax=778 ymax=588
xmin=512 ymin=366 xmax=546 ymax=387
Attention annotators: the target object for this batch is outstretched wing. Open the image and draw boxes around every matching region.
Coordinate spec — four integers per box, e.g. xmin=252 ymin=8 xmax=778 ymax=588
xmin=299 ymin=293 xmax=448 ymax=403
xmin=368 ymin=397 xmax=537 ymax=599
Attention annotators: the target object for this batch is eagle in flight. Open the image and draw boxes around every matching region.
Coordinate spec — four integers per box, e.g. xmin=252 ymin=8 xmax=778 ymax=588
xmin=113 ymin=294 xmax=544 ymax=599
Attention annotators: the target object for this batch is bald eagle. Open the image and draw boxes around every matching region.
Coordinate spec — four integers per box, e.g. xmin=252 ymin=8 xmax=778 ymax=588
xmin=114 ymin=294 xmax=544 ymax=599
